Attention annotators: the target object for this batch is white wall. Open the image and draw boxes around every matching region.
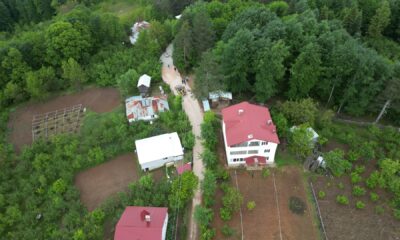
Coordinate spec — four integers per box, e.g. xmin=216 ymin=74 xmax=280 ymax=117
xmin=222 ymin=122 xmax=278 ymax=166
xmin=162 ymin=213 xmax=168 ymax=240
xmin=140 ymin=155 xmax=183 ymax=171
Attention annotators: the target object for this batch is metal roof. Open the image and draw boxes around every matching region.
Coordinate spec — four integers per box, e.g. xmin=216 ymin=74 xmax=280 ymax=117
xmin=202 ymin=99 xmax=210 ymax=112
xmin=209 ymin=90 xmax=232 ymax=100
xmin=135 ymin=132 xmax=184 ymax=164
xmin=125 ymin=96 xmax=169 ymax=123
xmin=137 ymin=74 xmax=151 ymax=88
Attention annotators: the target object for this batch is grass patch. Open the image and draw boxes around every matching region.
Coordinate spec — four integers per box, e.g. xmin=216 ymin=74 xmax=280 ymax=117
xmin=275 ymin=149 xmax=300 ymax=167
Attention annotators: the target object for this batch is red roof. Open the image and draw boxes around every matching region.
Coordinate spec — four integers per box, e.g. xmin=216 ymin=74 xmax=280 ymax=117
xmin=176 ymin=162 xmax=192 ymax=175
xmin=222 ymin=102 xmax=280 ymax=146
xmin=245 ymin=156 xmax=267 ymax=165
xmin=114 ymin=206 xmax=168 ymax=240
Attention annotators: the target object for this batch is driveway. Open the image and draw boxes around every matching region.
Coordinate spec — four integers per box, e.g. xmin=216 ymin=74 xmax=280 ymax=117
xmin=161 ymin=44 xmax=204 ymax=240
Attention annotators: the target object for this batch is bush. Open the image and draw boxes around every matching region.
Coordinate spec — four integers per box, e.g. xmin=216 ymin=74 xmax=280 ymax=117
xmin=347 ymin=150 xmax=360 ymax=162
xmin=366 ymin=171 xmax=380 ymax=189
xmin=375 ymin=205 xmax=385 ymax=214
xmin=336 ymin=195 xmax=349 ymax=205
xmin=247 ymin=201 xmax=256 ymax=211
xmin=318 ymin=190 xmax=326 ymax=199
xmin=393 ymin=209 xmax=400 ymax=220
xmin=355 ymin=201 xmax=366 ymax=209
xmin=370 ymin=192 xmax=379 ymax=202
xmin=324 ymin=149 xmax=352 ymax=177
xmin=350 ymin=172 xmax=363 ymax=184
xmin=221 ymin=224 xmax=235 ymax=237
xmin=337 ymin=182 xmax=345 ymax=189
xmin=219 ymin=207 xmax=231 ymax=221
xmin=262 ymin=168 xmax=270 ymax=178
xmin=352 ymin=186 xmax=366 ymax=197
xmin=354 ymin=165 xmax=366 ymax=174
xmin=289 ymin=196 xmax=306 ymax=215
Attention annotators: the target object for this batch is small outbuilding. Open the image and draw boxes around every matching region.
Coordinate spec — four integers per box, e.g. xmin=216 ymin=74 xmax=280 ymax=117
xmin=176 ymin=162 xmax=192 ymax=175
xmin=114 ymin=206 xmax=168 ymax=240
xmin=135 ymin=132 xmax=184 ymax=171
xmin=137 ymin=74 xmax=151 ymax=96
xmin=209 ymin=90 xmax=232 ymax=107
xmin=202 ymin=99 xmax=210 ymax=112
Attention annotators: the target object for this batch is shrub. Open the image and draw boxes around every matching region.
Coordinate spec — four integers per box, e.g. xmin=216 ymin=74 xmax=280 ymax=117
xmin=393 ymin=209 xmax=400 ymax=220
xmin=355 ymin=201 xmax=365 ymax=209
xmin=350 ymin=172 xmax=363 ymax=184
xmin=370 ymin=192 xmax=379 ymax=202
xmin=247 ymin=201 xmax=256 ymax=211
xmin=347 ymin=150 xmax=360 ymax=162
xmin=337 ymin=182 xmax=345 ymax=189
xmin=262 ymin=168 xmax=270 ymax=178
xmin=354 ymin=165 xmax=366 ymax=174
xmin=366 ymin=171 xmax=380 ymax=189
xmin=221 ymin=224 xmax=235 ymax=237
xmin=219 ymin=207 xmax=231 ymax=221
xmin=318 ymin=190 xmax=326 ymax=199
xmin=352 ymin=186 xmax=366 ymax=197
xmin=336 ymin=195 xmax=349 ymax=205
xmin=375 ymin=205 xmax=385 ymax=214
xmin=324 ymin=149 xmax=352 ymax=177
xmin=289 ymin=196 xmax=306 ymax=215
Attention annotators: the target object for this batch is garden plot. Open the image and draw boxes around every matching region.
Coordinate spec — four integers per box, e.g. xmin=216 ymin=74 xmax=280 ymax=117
xmin=32 ymin=104 xmax=84 ymax=142
xmin=8 ymin=87 xmax=120 ymax=152
xmin=212 ymin=167 xmax=319 ymax=240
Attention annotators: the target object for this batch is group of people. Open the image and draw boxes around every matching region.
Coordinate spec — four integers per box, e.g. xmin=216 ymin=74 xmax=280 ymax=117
xmin=182 ymin=76 xmax=189 ymax=85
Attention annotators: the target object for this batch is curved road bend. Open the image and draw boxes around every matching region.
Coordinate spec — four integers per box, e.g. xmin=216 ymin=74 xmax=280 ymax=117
xmin=161 ymin=44 xmax=204 ymax=240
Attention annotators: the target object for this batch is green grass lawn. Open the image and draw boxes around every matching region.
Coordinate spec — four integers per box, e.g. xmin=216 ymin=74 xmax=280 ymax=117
xmin=275 ymin=148 xmax=300 ymax=167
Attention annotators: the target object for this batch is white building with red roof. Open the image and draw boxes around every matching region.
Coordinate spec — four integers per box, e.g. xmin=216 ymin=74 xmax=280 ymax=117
xmin=221 ymin=102 xmax=280 ymax=166
xmin=114 ymin=206 xmax=168 ymax=240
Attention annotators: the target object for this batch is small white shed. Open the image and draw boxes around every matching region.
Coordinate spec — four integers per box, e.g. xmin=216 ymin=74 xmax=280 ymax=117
xmin=137 ymin=74 xmax=151 ymax=96
xmin=135 ymin=132 xmax=184 ymax=171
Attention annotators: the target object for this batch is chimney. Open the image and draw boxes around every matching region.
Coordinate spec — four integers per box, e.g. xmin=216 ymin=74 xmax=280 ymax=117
xmin=267 ymin=119 xmax=272 ymax=125
xmin=238 ymin=109 xmax=244 ymax=115
xmin=145 ymin=214 xmax=151 ymax=222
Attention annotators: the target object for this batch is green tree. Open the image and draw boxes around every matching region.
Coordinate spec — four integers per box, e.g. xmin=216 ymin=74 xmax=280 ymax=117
xmin=222 ymin=186 xmax=243 ymax=213
xmin=193 ymin=51 xmax=224 ymax=99
xmin=280 ymin=98 xmax=318 ymax=126
xmin=289 ymin=124 xmax=314 ymax=159
xmin=173 ymin=21 xmax=193 ymax=72
xmin=267 ymin=1 xmax=289 ymax=17
xmin=201 ymin=148 xmax=218 ymax=169
xmin=169 ymin=171 xmax=198 ymax=209
xmin=254 ymin=40 xmax=289 ymax=102
xmin=202 ymin=170 xmax=217 ymax=207
xmin=45 ymin=21 xmax=91 ymax=66
xmin=26 ymin=67 xmax=56 ymax=100
xmin=192 ymin=9 xmax=215 ymax=62
xmin=368 ymin=0 xmax=391 ymax=38
xmin=194 ymin=205 xmax=214 ymax=227
xmin=62 ymin=58 xmax=87 ymax=90
xmin=324 ymin=149 xmax=352 ymax=177
xmin=340 ymin=6 xmax=363 ymax=35
xmin=117 ymin=69 xmax=139 ymax=97
xmin=288 ymin=43 xmax=322 ymax=99
xmin=222 ymin=29 xmax=254 ymax=95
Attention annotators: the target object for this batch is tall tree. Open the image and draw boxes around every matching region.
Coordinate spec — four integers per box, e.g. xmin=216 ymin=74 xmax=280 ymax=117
xmin=173 ymin=21 xmax=193 ymax=72
xmin=340 ymin=6 xmax=363 ymax=35
xmin=0 ymin=1 xmax=13 ymax=31
xmin=193 ymin=51 xmax=224 ymax=99
xmin=368 ymin=0 xmax=391 ymax=38
xmin=61 ymin=58 xmax=87 ymax=90
xmin=45 ymin=21 xmax=91 ymax=66
xmin=26 ymin=67 xmax=56 ymax=100
xmin=192 ymin=9 xmax=216 ymax=62
xmin=254 ymin=40 xmax=289 ymax=102
xmin=222 ymin=29 xmax=254 ymax=95
xmin=288 ymin=43 xmax=322 ymax=99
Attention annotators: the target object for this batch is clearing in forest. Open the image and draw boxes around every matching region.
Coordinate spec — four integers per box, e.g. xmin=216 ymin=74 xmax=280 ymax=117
xmin=8 ymin=87 xmax=121 ymax=152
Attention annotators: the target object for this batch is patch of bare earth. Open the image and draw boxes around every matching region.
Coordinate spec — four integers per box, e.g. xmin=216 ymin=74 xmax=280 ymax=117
xmin=75 ymin=153 xmax=138 ymax=211
xmin=312 ymin=167 xmax=400 ymax=240
xmin=8 ymin=87 xmax=121 ymax=152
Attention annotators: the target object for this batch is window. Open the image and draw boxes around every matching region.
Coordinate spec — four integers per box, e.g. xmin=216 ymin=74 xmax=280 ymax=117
xmin=230 ymin=150 xmax=247 ymax=155
xmin=249 ymin=141 xmax=260 ymax=146
xmin=261 ymin=142 xmax=268 ymax=145
xmin=231 ymin=142 xmax=248 ymax=148
xmin=267 ymin=157 xmax=269 ymax=160
xmin=264 ymin=149 xmax=270 ymax=153
xmin=248 ymin=150 xmax=258 ymax=154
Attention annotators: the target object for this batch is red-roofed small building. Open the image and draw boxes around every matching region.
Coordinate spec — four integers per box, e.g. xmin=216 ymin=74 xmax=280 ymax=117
xmin=221 ymin=102 xmax=280 ymax=166
xmin=176 ymin=162 xmax=192 ymax=175
xmin=114 ymin=206 xmax=168 ymax=240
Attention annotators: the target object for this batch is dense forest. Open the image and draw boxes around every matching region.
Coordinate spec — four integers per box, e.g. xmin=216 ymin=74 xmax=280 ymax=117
xmin=173 ymin=0 xmax=400 ymax=124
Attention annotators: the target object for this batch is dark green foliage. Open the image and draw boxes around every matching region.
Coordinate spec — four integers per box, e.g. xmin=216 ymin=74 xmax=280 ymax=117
xmin=324 ymin=149 xmax=352 ymax=177
xmin=336 ymin=195 xmax=349 ymax=205
xmin=279 ymin=98 xmax=319 ymax=126
xmin=288 ymin=196 xmax=306 ymax=215
xmin=352 ymin=186 xmax=366 ymax=197
xmin=350 ymin=172 xmax=362 ymax=184
xmin=221 ymin=224 xmax=236 ymax=237
xmin=202 ymin=170 xmax=217 ymax=207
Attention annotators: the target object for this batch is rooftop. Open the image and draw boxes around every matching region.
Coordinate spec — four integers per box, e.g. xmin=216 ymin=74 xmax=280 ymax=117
xmin=125 ymin=96 xmax=169 ymax=122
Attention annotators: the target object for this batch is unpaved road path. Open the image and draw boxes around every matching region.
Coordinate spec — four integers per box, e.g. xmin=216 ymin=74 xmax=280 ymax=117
xmin=161 ymin=44 xmax=204 ymax=240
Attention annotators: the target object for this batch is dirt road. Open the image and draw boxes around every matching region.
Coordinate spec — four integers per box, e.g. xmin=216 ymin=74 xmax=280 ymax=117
xmin=161 ymin=44 xmax=204 ymax=240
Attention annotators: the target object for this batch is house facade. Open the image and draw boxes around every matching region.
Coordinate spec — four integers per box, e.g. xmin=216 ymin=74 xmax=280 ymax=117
xmin=221 ymin=102 xmax=280 ymax=167
xmin=135 ymin=132 xmax=184 ymax=171
xmin=114 ymin=206 xmax=168 ymax=240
